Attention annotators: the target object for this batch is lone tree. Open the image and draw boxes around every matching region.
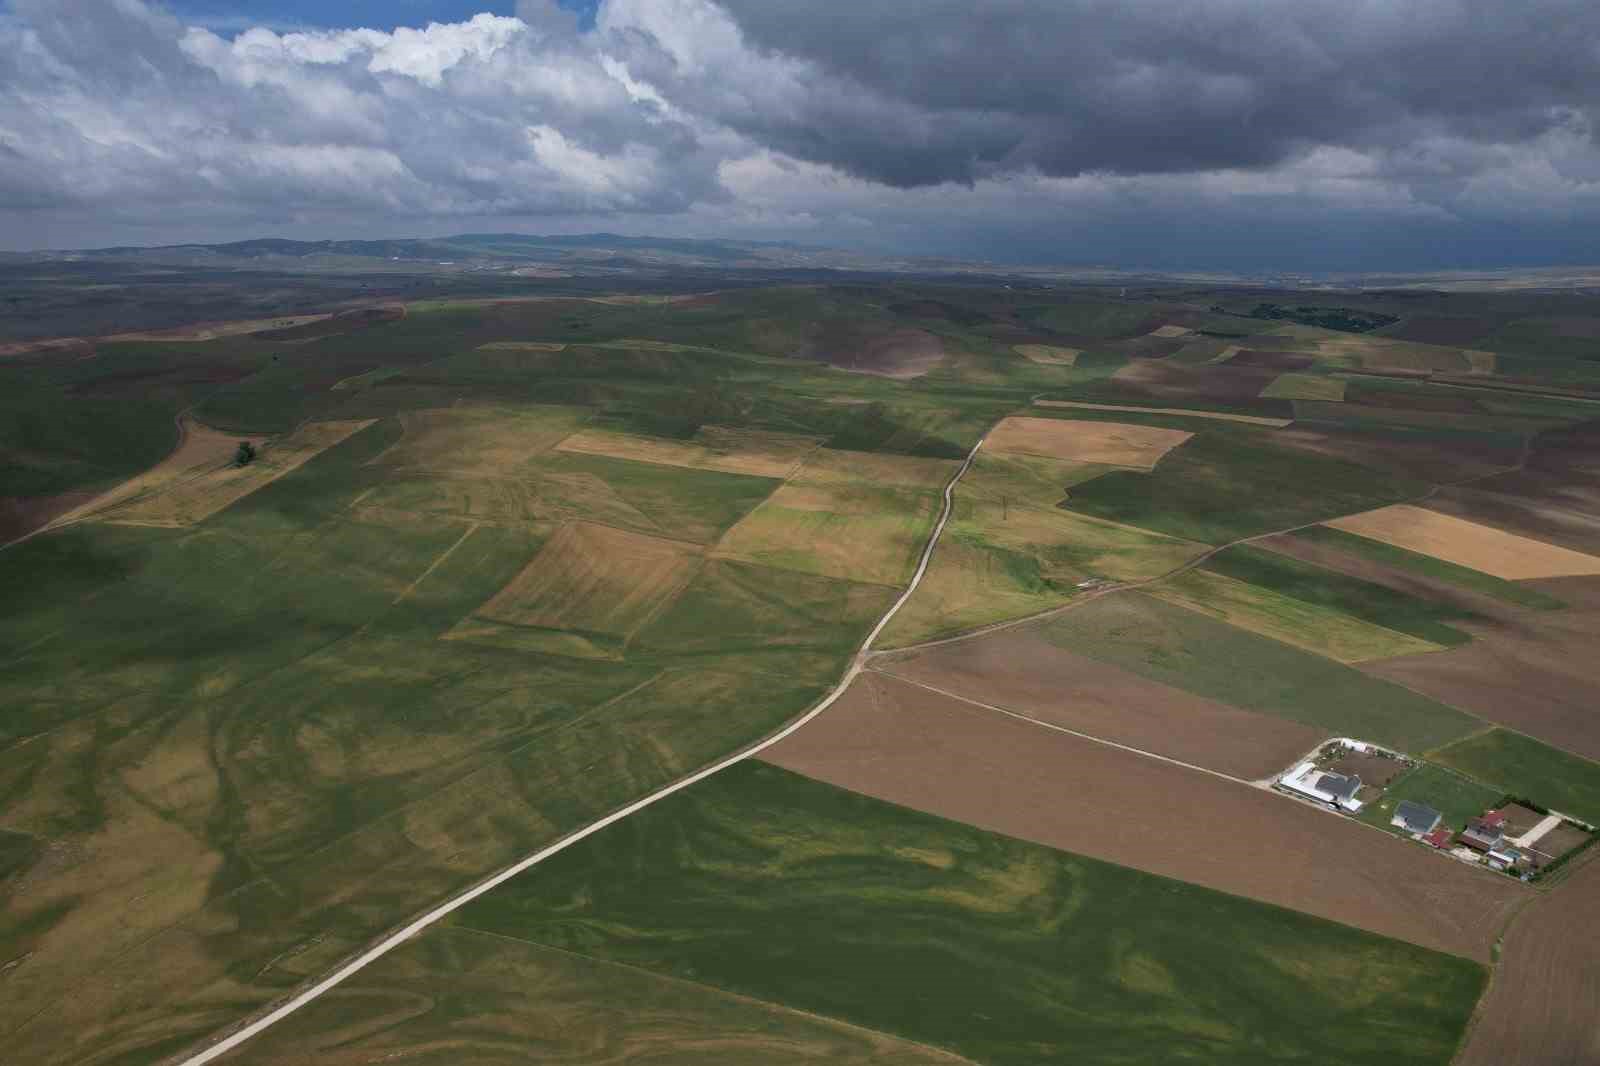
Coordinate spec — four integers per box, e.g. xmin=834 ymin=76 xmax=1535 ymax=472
xmin=234 ymin=441 xmax=257 ymax=467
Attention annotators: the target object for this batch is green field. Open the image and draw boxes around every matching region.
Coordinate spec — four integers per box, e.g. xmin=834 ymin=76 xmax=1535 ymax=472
xmin=1285 ymin=526 xmax=1568 ymax=609
xmin=11 ymin=277 xmax=1600 ymax=1065
xmin=1062 ymin=426 xmax=1426 ymax=544
xmin=452 ymin=761 xmax=1485 ymax=1066
xmin=1202 ymin=544 xmax=1479 ymax=646
xmin=227 ymin=925 xmax=963 ymax=1066
xmin=1037 ymin=593 xmax=1481 ymax=751
xmin=1359 ymin=763 xmax=1504 ymax=837
xmin=1430 ymin=729 xmax=1600 ymax=826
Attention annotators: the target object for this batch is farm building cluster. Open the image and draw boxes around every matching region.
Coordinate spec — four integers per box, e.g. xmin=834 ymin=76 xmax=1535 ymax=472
xmin=1276 ymin=740 xmax=1596 ymax=878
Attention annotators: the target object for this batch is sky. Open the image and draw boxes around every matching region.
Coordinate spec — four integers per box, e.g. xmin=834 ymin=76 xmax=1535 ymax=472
xmin=4 ymin=0 xmax=1600 ymax=270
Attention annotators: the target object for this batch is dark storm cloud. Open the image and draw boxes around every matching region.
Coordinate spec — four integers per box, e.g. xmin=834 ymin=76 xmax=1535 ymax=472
xmin=676 ymin=0 xmax=1600 ymax=186
xmin=2 ymin=0 xmax=1600 ymax=267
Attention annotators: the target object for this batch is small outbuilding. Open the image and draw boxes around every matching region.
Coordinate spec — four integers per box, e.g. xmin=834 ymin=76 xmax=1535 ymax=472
xmin=1422 ymin=826 xmax=1454 ymax=849
xmin=1392 ymin=800 xmax=1443 ymax=836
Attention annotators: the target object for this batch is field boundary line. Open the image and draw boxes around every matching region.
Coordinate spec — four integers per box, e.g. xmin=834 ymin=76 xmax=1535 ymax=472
xmin=446 ymin=926 xmax=982 ymax=1066
xmin=164 ymin=430 xmax=988 ymax=1066
xmin=868 ymin=668 xmax=1253 ymax=788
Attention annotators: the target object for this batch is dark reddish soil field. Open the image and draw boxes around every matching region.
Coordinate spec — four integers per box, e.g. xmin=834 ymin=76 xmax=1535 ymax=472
xmin=1457 ymin=851 xmax=1600 ymax=1066
xmin=1271 ymin=424 xmax=1519 ymax=482
xmin=1424 ymin=422 xmax=1600 ymax=555
xmin=1343 ymin=386 xmax=1484 ymax=413
xmin=1385 ymin=317 xmax=1502 ymax=346
xmin=875 ymin=628 xmax=1325 ymax=780
xmin=761 ymin=671 xmax=1527 ymax=961
xmin=1108 ymin=360 xmax=1294 ymax=416
xmin=0 ymin=493 xmax=94 ymax=544
xmin=1498 ymin=803 xmax=1546 ymax=838
xmin=814 ymin=327 xmax=946 ymax=378
xmin=1363 ymin=577 xmax=1600 ymax=763
xmin=1224 ymin=349 xmax=1316 ymax=370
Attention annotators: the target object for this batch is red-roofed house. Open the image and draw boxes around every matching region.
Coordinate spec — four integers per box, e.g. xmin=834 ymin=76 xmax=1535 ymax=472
xmin=1481 ymin=809 xmax=1508 ymax=829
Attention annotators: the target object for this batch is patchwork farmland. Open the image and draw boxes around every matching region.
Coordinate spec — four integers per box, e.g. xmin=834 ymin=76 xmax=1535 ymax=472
xmin=5 ymin=280 xmax=1600 ymax=1066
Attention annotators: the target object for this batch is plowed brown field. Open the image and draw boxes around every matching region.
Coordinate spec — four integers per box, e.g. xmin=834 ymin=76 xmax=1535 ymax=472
xmin=1363 ymin=577 xmax=1600 ymax=762
xmin=761 ymin=672 xmax=1526 ymax=961
xmin=876 ymin=627 xmax=1324 ymax=779
xmin=1457 ymin=851 xmax=1600 ymax=1066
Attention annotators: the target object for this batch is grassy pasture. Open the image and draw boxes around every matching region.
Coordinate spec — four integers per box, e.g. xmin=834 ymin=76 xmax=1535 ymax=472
xmin=455 ymin=760 xmax=1485 ymax=1066
xmin=639 ymin=559 xmax=895 ymax=676
xmin=226 ymin=925 xmax=963 ymax=1066
xmin=1038 ymin=593 xmax=1480 ymax=752
xmin=1285 ymin=526 xmax=1567 ymax=610
xmin=374 ymin=404 xmax=593 ymax=475
xmin=1204 ymin=544 xmax=1478 ymax=646
xmin=0 ymin=394 xmax=882 ymax=1065
xmin=454 ymin=521 xmax=703 ymax=658
xmin=1431 ymin=729 xmax=1600 ymax=826
xmin=1359 ymin=763 xmax=1504 ymax=838
xmin=1147 ymin=568 xmax=1446 ymax=663
xmin=713 ymin=481 xmax=941 ymax=587
xmin=1063 ymin=424 xmax=1426 ymax=544
xmin=1261 ymin=372 xmax=1347 ymax=401
xmin=83 ymin=419 xmax=374 ymax=527
xmin=554 ymin=424 xmax=822 ymax=479
xmin=880 ymin=453 xmax=1205 ymax=645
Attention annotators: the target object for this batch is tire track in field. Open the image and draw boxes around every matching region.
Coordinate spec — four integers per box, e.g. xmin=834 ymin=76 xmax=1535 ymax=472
xmin=166 ymin=431 xmax=990 ymax=1066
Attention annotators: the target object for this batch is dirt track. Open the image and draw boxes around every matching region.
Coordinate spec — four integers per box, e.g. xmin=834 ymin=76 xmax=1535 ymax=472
xmin=760 ymin=671 xmax=1526 ymax=962
xmin=876 ymin=627 xmax=1324 ymax=780
xmin=1457 ymin=851 xmax=1600 ymax=1065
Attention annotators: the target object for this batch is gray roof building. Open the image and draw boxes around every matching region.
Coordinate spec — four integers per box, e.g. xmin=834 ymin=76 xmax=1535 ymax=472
xmin=1392 ymin=800 xmax=1443 ymax=836
xmin=1316 ymin=772 xmax=1361 ymax=803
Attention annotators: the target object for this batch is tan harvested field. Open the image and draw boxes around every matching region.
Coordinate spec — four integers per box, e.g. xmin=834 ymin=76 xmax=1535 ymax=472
xmin=761 ymin=672 xmax=1527 ymax=961
xmin=471 ymin=521 xmax=701 ymax=641
xmin=227 ymin=927 xmax=970 ymax=1066
xmin=475 ymin=341 xmax=567 ymax=351
xmin=1326 ymin=505 xmax=1600 ymax=580
xmin=1033 ymin=399 xmax=1292 ymax=427
xmin=376 ymin=404 xmax=592 ymax=476
xmin=1363 ymin=577 xmax=1600 ymax=763
xmin=713 ymin=481 xmax=939 ymax=587
xmin=986 ymin=416 xmax=1192 ymax=469
xmin=1012 ymin=343 xmax=1081 ymax=365
xmin=1149 ymin=324 xmax=1193 ymax=338
xmin=1147 ymin=568 xmax=1446 ymax=663
xmin=1260 ymin=373 xmax=1347 ymax=402
xmin=1464 ymin=350 xmax=1497 ymax=375
xmin=84 ymin=420 xmax=373 ymax=528
xmin=876 ymin=627 xmax=1326 ymax=779
xmin=556 ymin=424 xmax=822 ymax=479
xmin=791 ymin=448 xmax=959 ymax=491
xmin=48 ymin=416 xmax=239 ymax=527
xmin=1457 ymin=851 xmax=1600 ymax=1066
